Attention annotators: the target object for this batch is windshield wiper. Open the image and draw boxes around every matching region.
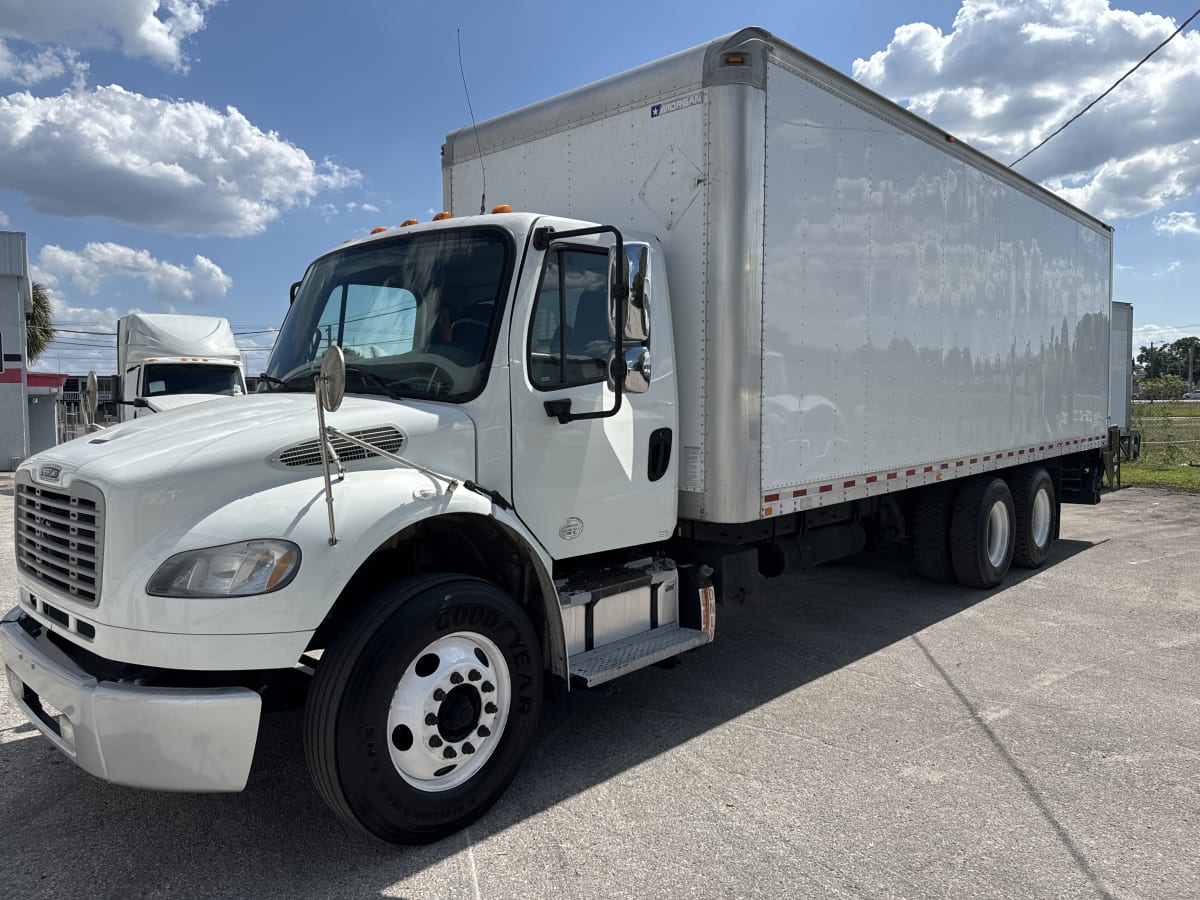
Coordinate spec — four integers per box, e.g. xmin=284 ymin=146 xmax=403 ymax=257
xmin=344 ymin=364 xmax=408 ymax=401
xmin=258 ymin=373 xmax=287 ymax=389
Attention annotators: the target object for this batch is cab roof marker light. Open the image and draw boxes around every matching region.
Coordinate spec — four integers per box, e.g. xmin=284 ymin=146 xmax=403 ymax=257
xmin=370 ymin=226 xmax=388 ymax=234
xmin=401 ymin=219 xmax=419 ymax=226
xmin=432 ymin=211 xmax=452 ymax=221
xmin=491 ymin=204 xmax=512 ymax=214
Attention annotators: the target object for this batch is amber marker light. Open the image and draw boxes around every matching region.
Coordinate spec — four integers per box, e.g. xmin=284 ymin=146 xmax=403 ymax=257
xmin=723 ymin=53 xmax=746 ymax=65
xmin=401 ymin=219 xmax=419 ymax=226
xmin=432 ymin=211 xmax=452 ymax=221
xmin=266 ymin=548 xmax=298 ymax=590
xmin=370 ymin=226 xmax=388 ymax=234
xmin=491 ymin=204 xmax=512 ymax=214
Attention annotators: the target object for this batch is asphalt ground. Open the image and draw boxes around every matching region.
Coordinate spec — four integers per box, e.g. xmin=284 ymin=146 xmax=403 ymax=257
xmin=1 ymin=473 xmax=1197 ymax=899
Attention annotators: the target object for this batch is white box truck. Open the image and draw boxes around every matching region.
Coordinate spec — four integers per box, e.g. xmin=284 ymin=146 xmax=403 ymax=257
xmin=116 ymin=313 xmax=246 ymax=420
xmin=3 ymin=28 xmax=1115 ymax=844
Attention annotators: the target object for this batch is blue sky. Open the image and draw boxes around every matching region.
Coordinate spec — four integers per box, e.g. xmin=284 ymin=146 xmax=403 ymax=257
xmin=2 ymin=0 xmax=1198 ymax=374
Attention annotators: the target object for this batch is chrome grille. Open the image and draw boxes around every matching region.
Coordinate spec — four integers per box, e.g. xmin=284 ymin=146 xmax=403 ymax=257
xmin=15 ymin=477 xmax=105 ymax=605
xmin=275 ymin=426 xmax=405 ymax=468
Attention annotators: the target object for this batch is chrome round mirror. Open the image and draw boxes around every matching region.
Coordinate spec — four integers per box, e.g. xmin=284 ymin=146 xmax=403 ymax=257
xmin=84 ymin=371 xmax=99 ymax=421
xmin=319 ymin=346 xmax=346 ymax=412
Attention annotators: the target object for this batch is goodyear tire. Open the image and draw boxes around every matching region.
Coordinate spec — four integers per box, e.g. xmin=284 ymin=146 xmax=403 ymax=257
xmin=304 ymin=574 xmax=542 ymax=844
xmin=950 ymin=477 xmax=1016 ymax=589
xmin=912 ymin=483 xmax=957 ymax=584
xmin=1010 ymin=467 xmax=1056 ymax=569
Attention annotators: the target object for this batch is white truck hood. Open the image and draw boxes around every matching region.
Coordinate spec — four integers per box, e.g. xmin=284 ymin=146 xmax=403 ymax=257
xmin=29 ymin=392 xmax=477 ymax=493
xmin=141 ymin=393 xmax=233 ymax=413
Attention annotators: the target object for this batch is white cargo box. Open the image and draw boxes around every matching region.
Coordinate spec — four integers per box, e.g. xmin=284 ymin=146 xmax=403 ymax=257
xmin=445 ymin=27 xmax=1113 ymax=524
xmin=119 ymin=314 xmax=242 ymax=365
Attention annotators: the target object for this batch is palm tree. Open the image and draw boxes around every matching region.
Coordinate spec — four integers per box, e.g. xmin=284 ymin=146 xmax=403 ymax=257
xmin=26 ymin=281 xmax=55 ymax=363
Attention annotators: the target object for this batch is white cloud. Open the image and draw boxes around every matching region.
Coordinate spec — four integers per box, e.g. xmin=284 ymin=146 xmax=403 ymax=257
xmin=0 ymin=0 xmax=220 ymax=81
xmin=0 ymin=210 xmax=8 ymax=226
xmin=853 ymin=1 xmax=1200 ymax=221
xmin=1153 ymin=211 xmax=1200 ymax=235
xmin=1165 ymin=260 xmax=1180 ymax=273
xmin=34 ymin=242 xmax=232 ymax=304
xmin=0 ymin=85 xmax=360 ymax=236
xmin=1134 ymin=323 xmax=1199 ymax=349
xmin=360 ymin=202 xmax=381 ymax=214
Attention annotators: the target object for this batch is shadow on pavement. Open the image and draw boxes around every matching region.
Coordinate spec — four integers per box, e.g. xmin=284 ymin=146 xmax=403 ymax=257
xmin=0 ymin=538 xmax=1096 ymax=896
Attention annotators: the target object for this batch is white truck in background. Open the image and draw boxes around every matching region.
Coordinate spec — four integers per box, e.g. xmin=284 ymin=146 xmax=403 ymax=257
xmin=1104 ymin=301 xmax=1141 ymax=486
xmin=4 ymin=28 xmax=1119 ymax=845
xmin=116 ymin=313 xmax=245 ymax=420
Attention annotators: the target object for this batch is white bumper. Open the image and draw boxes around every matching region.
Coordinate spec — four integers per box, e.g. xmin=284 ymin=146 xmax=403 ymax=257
xmin=1 ymin=608 xmax=261 ymax=792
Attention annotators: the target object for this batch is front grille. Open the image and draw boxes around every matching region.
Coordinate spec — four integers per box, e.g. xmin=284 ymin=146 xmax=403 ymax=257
xmin=15 ymin=478 xmax=105 ymax=605
xmin=275 ymin=426 xmax=406 ymax=468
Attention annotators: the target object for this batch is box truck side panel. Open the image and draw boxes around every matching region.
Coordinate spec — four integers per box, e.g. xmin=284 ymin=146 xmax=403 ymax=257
xmin=761 ymin=57 xmax=1112 ymax=499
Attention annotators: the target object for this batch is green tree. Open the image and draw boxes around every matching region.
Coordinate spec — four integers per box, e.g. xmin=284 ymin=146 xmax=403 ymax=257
xmin=25 ymin=281 xmax=55 ymax=362
xmin=1140 ymin=374 xmax=1187 ymax=401
xmin=1136 ymin=337 xmax=1200 ymax=382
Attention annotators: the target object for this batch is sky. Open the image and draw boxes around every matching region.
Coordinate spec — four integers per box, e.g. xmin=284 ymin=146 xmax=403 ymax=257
xmin=1 ymin=0 xmax=1198 ymax=375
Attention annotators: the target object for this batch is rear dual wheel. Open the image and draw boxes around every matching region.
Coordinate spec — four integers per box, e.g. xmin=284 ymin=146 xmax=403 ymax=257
xmin=305 ymin=575 xmax=542 ymax=845
xmin=950 ymin=477 xmax=1016 ymax=588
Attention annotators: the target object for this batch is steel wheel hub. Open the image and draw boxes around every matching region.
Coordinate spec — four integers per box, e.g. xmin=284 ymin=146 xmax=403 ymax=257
xmin=986 ymin=499 xmax=1011 ymax=569
xmin=385 ymin=631 xmax=511 ymax=791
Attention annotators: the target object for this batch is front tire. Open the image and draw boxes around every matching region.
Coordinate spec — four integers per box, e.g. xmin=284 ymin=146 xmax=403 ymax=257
xmin=950 ymin=477 xmax=1016 ymax=589
xmin=304 ymin=574 xmax=543 ymax=844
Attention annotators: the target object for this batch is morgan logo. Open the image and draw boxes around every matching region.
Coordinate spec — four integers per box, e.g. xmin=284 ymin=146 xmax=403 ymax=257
xmin=650 ymin=90 xmax=704 ymax=118
xmin=39 ymin=465 xmax=62 ymax=483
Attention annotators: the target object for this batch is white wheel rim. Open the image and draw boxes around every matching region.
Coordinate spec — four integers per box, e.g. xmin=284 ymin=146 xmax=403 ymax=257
xmin=986 ymin=499 xmax=1011 ymax=569
xmin=384 ymin=631 xmax=511 ymax=792
xmin=1031 ymin=486 xmax=1052 ymax=548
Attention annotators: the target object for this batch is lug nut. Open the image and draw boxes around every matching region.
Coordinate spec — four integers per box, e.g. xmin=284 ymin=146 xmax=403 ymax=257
xmin=425 ymin=713 xmax=438 ymax=726
xmin=443 ymin=747 xmax=458 ymax=759
xmin=468 ymin=669 xmax=481 ymax=682
xmin=462 ymin=742 xmax=475 ymax=754
xmin=450 ymin=672 xmax=464 ymax=685
xmin=477 ymin=725 xmax=491 ymax=737
xmin=433 ymin=688 xmax=446 ymax=701
xmin=429 ymin=735 xmax=443 ymax=748
xmin=484 ymin=702 xmax=497 ymax=715
xmin=481 ymin=681 xmax=494 ymax=693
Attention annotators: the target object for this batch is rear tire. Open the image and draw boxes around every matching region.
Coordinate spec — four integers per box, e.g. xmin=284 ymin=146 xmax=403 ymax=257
xmin=304 ymin=574 xmax=543 ymax=844
xmin=912 ymin=484 xmax=956 ymax=583
xmin=950 ymin=478 xmax=1015 ymax=589
xmin=1010 ymin=467 xmax=1056 ymax=569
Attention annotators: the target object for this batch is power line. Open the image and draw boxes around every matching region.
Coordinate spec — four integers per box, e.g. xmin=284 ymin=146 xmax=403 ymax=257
xmin=1011 ymin=6 xmax=1200 ymax=167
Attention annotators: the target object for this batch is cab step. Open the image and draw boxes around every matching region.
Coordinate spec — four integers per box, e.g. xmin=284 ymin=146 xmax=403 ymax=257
xmin=568 ymin=623 xmax=712 ymax=687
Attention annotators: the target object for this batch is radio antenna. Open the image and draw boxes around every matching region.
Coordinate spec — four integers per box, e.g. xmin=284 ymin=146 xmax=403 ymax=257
xmin=457 ymin=29 xmax=487 ymax=214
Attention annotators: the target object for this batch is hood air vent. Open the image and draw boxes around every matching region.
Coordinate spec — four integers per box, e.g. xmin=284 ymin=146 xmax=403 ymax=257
xmin=276 ymin=426 xmax=405 ymax=468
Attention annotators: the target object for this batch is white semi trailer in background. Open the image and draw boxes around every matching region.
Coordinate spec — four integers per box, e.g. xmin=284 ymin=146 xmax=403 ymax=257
xmin=4 ymin=28 xmax=1116 ymax=845
xmin=116 ymin=313 xmax=246 ymax=420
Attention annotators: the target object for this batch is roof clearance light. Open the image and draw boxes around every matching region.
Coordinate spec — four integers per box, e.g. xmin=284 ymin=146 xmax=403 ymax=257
xmin=491 ymin=204 xmax=512 ymax=214
xmin=723 ymin=53 xmax=746 ymax=65
xmin=370 ymin=226 xmax=388 ymax=234
xmin=401 ymin=219 xmax=419 ymax=227
xmin=432 ymin=211 xmax=452 ymax=221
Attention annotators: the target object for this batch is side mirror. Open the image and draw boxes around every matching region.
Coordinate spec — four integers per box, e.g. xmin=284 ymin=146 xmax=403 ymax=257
xmin=289 ymin=280 xmax=302 ymax=305
xmin=83 ymin=371 xmax=99 ymax=425
xmin=624 ymin=244 xmax=650 ymax=343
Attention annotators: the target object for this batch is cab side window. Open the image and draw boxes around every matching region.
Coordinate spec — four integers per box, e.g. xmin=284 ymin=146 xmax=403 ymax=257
xmin=529 ymin=248 xmax=612 ymax=389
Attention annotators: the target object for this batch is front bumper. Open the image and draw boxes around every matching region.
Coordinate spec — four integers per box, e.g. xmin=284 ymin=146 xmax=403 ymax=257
xmin=1 ymin=608 xmax=261 ymax=792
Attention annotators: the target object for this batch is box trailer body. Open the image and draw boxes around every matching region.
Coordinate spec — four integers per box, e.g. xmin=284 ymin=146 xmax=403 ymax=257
xmin=116 ymin=313 xmax=246 ymax=420
xmin=444 ymin=27 xmax=1113 ymax=525
xmin=1109 ymin=301 xmax=1134 ymax=429
xmin=4 ymin=27 xmax=1120 ymax=847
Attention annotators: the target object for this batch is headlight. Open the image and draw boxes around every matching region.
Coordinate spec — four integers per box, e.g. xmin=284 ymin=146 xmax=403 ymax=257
xmin=147 ymin=540 xmax=301 ymax=598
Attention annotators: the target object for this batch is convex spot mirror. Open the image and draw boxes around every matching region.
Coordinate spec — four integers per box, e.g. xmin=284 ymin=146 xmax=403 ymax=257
xmin=319 ymin=345 xmax=346 ymax=412
xmin=84 ymin=371 xmax=99 ymax=423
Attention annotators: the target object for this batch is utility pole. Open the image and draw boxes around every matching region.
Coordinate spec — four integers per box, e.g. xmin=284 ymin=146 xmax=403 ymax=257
xmin=1189 ymin=344 xmax=1195 ymax=388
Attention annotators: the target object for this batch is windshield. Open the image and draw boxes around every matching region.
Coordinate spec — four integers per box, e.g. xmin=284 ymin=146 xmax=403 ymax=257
xmin=143 ymin=363 xmax=245 ymax=396
xmin=262 ymin=227 xmax=512 ymax=402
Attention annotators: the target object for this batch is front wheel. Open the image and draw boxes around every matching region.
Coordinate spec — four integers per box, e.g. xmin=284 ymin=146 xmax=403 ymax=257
xmin=304 ymin=575 xmax=543 ymax=844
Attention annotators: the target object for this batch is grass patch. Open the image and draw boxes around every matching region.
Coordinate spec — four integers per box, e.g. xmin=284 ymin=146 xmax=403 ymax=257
xmin=1123 ymin=400 xmax=1200 ymax=489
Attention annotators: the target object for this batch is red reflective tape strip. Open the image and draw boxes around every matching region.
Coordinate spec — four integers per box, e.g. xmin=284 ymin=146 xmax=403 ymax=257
xmin=983 ymin=456 xmax=991 ymax=461
xmin=764 ymin=493 xmax=780 ymax=503
xmin=940 ymin=463 xmax=949 ymax=470
xmin=887 ymin=472 xmax=898 ymax=480
xmin=1019 ymin=450 xmax=1025 ymax=455
xmin=793 ymin=489 xmax=807 ymax=497
xmin=970 ymin=458 xmax=978 ymax=464
xmin=955 ymin=461 xmax=964 ymax=467
xmin=866 ymin=476 xmax=878 ymax=484
xmin=921 ymin=467 xmax=931 ymax=474
xmin=819 ymin=484 xmax=833 ymax=493
xmin=844 ymin=480 xmax=856 ymax=488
